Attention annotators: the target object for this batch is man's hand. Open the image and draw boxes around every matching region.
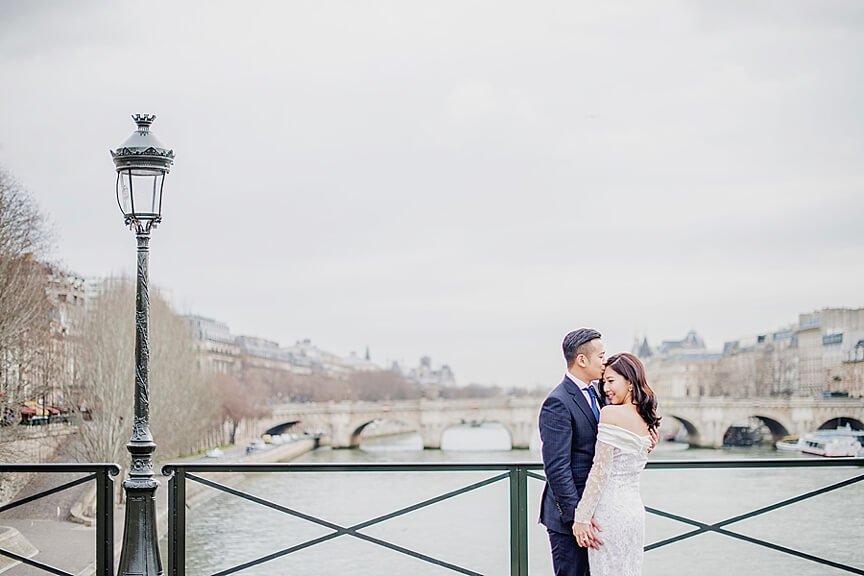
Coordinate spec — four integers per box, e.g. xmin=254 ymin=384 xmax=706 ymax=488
xmin=648 ymin=427 xmax=659 ymax=452
xmin=589 ymin=517 xmax=603 ymax=548
xmin=572 ymin=518 xmax=603 ymax=550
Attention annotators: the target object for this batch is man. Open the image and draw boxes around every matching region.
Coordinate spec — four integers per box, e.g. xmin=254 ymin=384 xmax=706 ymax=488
xmin=539 ymin=328 xmax=606 ymax=576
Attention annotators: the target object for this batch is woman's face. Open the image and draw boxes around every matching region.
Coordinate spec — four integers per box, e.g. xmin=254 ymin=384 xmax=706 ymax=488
xmin=602 ymin=365 xmax=632 ymax=405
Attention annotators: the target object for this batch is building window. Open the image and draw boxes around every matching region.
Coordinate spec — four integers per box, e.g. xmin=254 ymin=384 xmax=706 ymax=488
xmin=823 ymin=333 xmax=843 ymax=346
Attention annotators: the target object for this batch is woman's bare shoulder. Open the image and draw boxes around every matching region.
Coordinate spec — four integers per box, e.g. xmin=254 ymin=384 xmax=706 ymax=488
xmin=598 ymin=404 xmax=628 ymax=423
xmin=600 ymin=405 xmax=648 ymax=435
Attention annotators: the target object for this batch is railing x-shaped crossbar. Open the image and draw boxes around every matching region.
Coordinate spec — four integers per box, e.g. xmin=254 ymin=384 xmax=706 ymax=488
xmin=164 ymin=458 xmax=864 ymax=576
xmin=164 ymin=463 xmax=532 ymax=576
xmin=642 ymin=458 xmax=864 ymax=575
xmin=0 ymin=463 xmax=119 ymax=576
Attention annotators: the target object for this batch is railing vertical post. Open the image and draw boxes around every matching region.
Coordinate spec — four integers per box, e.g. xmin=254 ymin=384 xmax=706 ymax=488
xmin=96 ymin=465 xmax=116 ymax=576
xmin=168 ymin=467 xmax=186 ymax=576
xmin=509 ymin=466 xmax=529 ymax=576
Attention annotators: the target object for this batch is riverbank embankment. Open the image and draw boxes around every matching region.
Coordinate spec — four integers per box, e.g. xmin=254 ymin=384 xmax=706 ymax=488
xmin=181 ymin=438 xmax=316 ymax=509
xmin=0 ymin=437 xmax=317 ymax=576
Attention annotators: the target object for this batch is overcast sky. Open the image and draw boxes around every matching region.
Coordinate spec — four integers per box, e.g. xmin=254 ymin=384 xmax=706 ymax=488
xmin=1 ymin=1 xmax=862 ymax=389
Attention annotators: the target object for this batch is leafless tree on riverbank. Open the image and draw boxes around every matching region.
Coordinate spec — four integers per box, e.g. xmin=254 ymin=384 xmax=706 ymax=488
xmin=214 ymin=371 xmax=270 ymax=445
xmin=0 ymin=167 xmax=55 ymax=461
xmin=72 ymin=279 xmax=219 ymax=474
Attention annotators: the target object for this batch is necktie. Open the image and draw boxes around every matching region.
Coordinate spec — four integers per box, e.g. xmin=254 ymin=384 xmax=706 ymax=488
xmin=586 ymin=386 xmax=600 ymax=421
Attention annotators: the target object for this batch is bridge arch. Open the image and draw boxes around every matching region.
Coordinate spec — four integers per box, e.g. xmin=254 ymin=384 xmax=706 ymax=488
xmin=264 ymin=421 xmax=300 ymax=436
xmin=663 ymin=415 xmax=701 ymax=446
xmin=751 ymin=415 xmax=791 ymax=441
xmin=347 ymin=417 xmax=421 ymax=448
xmin=438 ymin=420 xmax=513 ymax=450
xmin=818 ymin=417 xmax=864 ymax=431
xmin=718 ymin=416 xmax=788 ymax=447
xmin=348 ymin=421 xmax=375 ymax=448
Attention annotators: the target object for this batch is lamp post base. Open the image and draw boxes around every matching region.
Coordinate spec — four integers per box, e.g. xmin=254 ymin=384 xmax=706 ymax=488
xmin=117 ymin=479 xmax=163 ymax=576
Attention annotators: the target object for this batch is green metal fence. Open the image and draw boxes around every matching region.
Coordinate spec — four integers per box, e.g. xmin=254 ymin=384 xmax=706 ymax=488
xmin=163 ymin=458 xmax=864 ymax=576
xmin=0 ymin=463 xmax=119 ymax=576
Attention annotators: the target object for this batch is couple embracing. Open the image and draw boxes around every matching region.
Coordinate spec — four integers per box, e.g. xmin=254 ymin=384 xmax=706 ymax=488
xmin=539 ymin=328 xmax=661 ymax=576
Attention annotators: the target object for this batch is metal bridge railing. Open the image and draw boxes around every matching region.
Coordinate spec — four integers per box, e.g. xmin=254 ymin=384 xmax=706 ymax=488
xmin=163 ymin=458 xmax=864 ymax=576
xmin=642 ymin=458 xmax=864 ymax=575
xmin=0 ymin=463 xmax=119 ymax=576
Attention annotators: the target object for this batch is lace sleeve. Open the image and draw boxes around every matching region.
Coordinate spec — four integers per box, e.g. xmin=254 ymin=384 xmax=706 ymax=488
xmin=573 ymin=439 xmax=615 ymax=524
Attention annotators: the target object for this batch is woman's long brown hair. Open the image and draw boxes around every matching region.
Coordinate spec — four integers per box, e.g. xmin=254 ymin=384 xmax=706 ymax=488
xmin=600 ymin=352 xmax=661 ymax=432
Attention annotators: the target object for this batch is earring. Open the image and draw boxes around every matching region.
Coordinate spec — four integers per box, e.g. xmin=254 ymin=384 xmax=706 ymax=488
xmin=628 ymin=386 xmax=633 ymax=391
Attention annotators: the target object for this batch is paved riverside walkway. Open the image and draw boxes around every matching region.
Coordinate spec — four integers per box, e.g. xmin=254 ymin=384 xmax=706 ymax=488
xmin=0 ymin=439 xmax=315 ymax=576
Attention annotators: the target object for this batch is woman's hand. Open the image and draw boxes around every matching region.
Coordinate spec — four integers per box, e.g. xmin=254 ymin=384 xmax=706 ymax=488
xmin=648 ymin=427 xmax=659 ymax=452
xmin=572 ymin=518 xmax=602 ymax=549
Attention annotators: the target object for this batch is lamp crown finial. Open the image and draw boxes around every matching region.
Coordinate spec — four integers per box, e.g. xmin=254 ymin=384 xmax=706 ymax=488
xmin=132 ymin=114 xmax=156 ymax=133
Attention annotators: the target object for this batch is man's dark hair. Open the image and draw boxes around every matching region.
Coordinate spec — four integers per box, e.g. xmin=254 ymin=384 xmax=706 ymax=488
xmin=563 ymin=328 xmax=602 ymax=368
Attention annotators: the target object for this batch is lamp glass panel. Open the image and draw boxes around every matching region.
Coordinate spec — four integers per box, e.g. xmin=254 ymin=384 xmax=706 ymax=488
xmin=117 ymin=168 xmax=165 ymax=218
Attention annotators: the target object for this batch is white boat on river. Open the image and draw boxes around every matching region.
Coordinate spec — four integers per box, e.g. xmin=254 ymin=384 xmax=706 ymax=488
xmin=777 ymin=425 xmax=864 ymax=457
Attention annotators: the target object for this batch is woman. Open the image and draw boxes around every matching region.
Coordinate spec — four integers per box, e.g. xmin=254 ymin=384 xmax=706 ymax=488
xmin=571 ymin=352 xmax=660 ymax=576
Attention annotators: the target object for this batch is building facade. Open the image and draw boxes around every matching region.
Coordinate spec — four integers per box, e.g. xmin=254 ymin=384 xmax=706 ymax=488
xmin=640 ymin=308 xmax=864 ymax=399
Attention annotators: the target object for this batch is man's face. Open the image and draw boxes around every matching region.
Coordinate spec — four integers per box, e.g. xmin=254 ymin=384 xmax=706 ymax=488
xmin=581 ymin=339 xmax=606 ymax=381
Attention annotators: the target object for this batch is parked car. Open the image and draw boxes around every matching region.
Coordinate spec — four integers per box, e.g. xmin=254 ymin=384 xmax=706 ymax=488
xmin=269 ymin=434 xmax=284 ymax=445
xmin=245 ymin=438 xmax=268 ymax=454
xmin=205 ymin=448 xmax=224 ymax=458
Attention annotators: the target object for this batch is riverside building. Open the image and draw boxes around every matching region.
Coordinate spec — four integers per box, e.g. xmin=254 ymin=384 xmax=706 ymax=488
xmin=639 ymin=307 xmax=864 ymax=399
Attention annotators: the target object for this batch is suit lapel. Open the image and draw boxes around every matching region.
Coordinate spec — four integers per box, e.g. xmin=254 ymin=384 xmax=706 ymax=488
xmin=562 ymin=376 xmax=598 ymax=427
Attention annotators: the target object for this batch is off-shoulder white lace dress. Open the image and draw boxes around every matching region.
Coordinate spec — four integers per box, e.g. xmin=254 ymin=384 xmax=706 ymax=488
xmin=573 ymin=423 xmax=652 ymax=576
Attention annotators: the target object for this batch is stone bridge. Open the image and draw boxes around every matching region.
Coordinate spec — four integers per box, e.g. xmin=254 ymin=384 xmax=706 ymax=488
xmin=259 ymin=398 xmax=540 ymax=448
xmin=660 ymin=397 xmax=864 ymax=447
xmin=256 ymin=396 xmax=864 ymax=449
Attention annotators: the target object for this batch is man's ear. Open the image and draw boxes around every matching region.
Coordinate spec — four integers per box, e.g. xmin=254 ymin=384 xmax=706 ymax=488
xmin=575 ymin=354 xmax=587 ymax=368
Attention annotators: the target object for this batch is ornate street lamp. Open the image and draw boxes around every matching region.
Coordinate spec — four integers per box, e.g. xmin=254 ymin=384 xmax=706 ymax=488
xmin=111 ymin=114 xmax=174 ymax=576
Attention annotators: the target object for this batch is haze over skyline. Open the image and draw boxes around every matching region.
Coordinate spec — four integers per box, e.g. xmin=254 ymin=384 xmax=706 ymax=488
xmin=1 ymin=1 xmax=862 ymax=389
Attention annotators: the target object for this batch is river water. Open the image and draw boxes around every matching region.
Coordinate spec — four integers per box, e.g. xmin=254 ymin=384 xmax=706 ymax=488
xmin=181 ymin=425 xmax=864 ymax=575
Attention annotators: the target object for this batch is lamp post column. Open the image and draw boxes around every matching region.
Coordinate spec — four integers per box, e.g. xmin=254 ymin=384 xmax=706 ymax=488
xmin=117 ymin=229 xmax=162 ymax=576
xmin=111 ymin=113 xmax=173 ymax=576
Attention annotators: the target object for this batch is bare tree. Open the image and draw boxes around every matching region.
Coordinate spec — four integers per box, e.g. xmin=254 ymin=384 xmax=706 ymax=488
xmin=71 ymin=281 xmax=134 ymax=467
xmin=0 ymin=168 xmax=51 ymax=348
xmin=0 ymin=167 xmax=55 ymax=460
xmin=149 ymin=293 xmax=219 ymax=457
xmin=439 ymin=383 xmax=502 ymax=399
xmin=214 ymin=372 xmax=269 ymax=445
xmin=350 ymin=370 xmax=422 ymax=401
xmin=72 ymin=279 xmax=219 ymax=468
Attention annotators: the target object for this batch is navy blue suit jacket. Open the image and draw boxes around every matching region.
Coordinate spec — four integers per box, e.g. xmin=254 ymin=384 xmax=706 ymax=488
xmin=538 ymin=376 xmax=599 ymax=534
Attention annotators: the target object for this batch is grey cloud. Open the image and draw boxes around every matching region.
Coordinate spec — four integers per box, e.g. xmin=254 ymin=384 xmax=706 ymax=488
xmin=1 ymin=0 xmax=862 ymax=388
